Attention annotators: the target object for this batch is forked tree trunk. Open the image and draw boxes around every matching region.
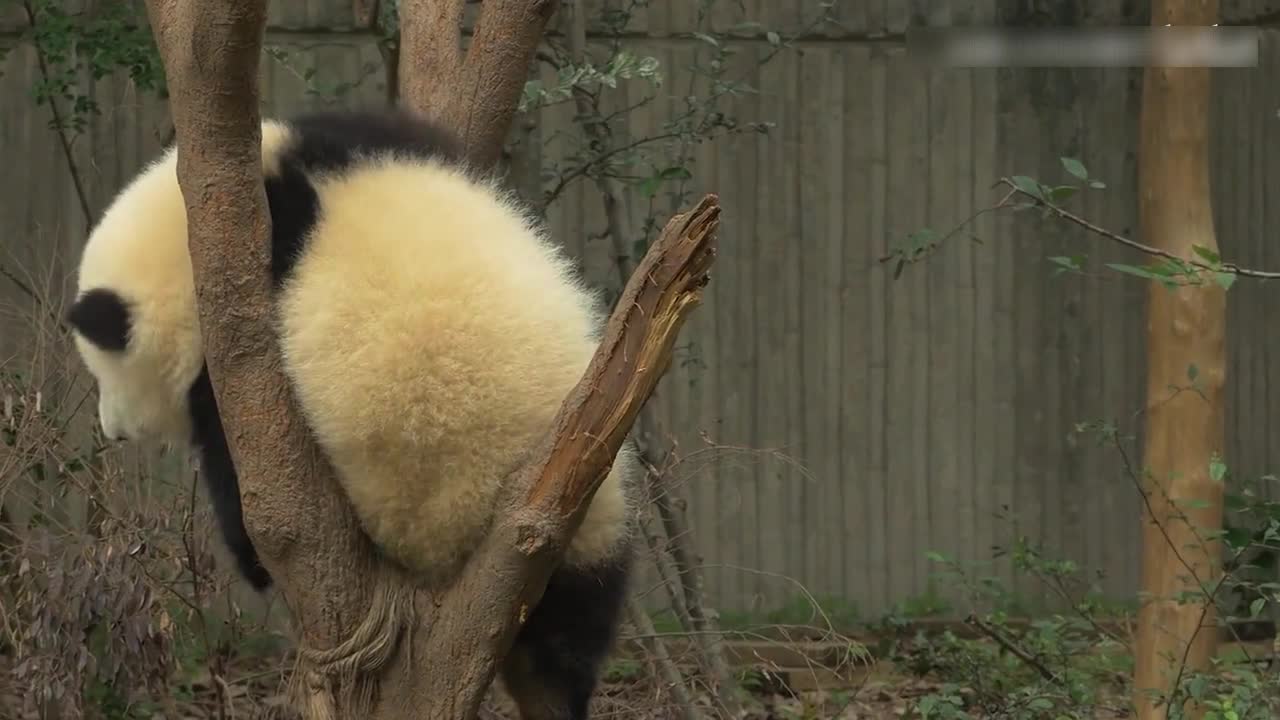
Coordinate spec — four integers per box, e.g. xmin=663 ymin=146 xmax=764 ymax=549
xmin=1132 ymin=2 xmax=1225 ymax=718
xmin=139 ymin=1 xmax=719 ymax=717
xmin=397 ymin=0 xmax=559 ymax=168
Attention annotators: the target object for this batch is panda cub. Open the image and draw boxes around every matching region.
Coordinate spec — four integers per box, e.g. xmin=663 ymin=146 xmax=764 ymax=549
xmin=65 ymin=108 xmax=643 ymax=720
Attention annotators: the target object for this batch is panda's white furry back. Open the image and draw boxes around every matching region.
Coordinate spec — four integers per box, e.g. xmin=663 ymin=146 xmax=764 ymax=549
xmin=67 ymin=109 xmax=643 ymax=720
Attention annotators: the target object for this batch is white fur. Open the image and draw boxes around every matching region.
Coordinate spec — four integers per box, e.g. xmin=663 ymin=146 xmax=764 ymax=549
xmin=73 ymin=118 xmax=639 ymax=581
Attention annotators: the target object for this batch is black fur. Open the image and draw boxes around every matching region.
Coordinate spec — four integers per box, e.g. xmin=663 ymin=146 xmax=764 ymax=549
xmin=263 ymin=161 xmax=320 ymax=287
xmin=186 ymin=366 xmax=273 ymax=589
xmin=501 ymin=559 xmax=632 ymax=719
xmin=179 ymin=108 xmax=629 ymax=718
xmin=263 ymin=108 xmax=466 ymax=286
xmin=67 ymin=288 xmax=132 ymax=352
xmin=196 ymin=107 xmax=469 ymax=587
xmin=281 ymin=108 xmax=466 ymax=174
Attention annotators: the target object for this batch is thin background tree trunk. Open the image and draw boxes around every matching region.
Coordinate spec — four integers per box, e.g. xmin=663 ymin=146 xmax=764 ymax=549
xmin=1132 ymin=2 xmax=1225 ymax=718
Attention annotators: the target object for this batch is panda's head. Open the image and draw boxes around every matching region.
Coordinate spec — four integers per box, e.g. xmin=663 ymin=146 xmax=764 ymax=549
xmin=66 ymin=120 xmax=299 ymax=447
xmin=66 ymin=287 xmax=194 ymax=445
xmin=65 ymin=150 xmax=204 ymax=447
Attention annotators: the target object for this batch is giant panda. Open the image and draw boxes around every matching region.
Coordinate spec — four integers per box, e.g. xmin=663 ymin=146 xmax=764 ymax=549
xmin=64 ymin=108 xmax=644 ymax=720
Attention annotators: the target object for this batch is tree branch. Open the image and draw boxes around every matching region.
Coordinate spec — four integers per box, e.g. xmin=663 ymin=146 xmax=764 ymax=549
xmin=994 ymin=177 xmax=1280 ymax=280
xmin=143 ymin=0 xmax=718 ymax=715
xmin=558 ymin=3 xmax=742 ymax=711
xmin=398 ymin=0 xmax=558 ymax=167
xmin=383 ymin=194 xmax=720 ymax=716
xmin=965 ymin=614 xmax=1060 ymax=685
xmin=141 ymin=1 xmax=404 ymax=715
xmin=880 ymin=177 xmax=1280 ymax=283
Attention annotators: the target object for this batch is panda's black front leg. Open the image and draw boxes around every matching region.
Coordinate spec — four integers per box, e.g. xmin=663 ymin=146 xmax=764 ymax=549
xmin=186 ymin=365 xmax=274 ymax=590
xmin=200 ymin=446 xmax=274 ymax=590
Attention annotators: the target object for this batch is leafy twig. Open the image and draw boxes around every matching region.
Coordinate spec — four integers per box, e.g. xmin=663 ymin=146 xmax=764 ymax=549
xmin=966 ymin=614 xmax=1060 ymax=685
xmin=887 ymin=155 xmax=1280 ymax=284
xmin=996 ymin=176 xmax=1280 ymax=280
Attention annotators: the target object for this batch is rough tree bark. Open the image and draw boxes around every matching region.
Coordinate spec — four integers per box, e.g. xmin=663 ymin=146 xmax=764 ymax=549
xmin=141 ymin=1 xmax=719 ymax=717
xmin=397 ymin=0 xmax=559 ymax=168
xmin=1132 ymin=3 xmax=1225 ymax=718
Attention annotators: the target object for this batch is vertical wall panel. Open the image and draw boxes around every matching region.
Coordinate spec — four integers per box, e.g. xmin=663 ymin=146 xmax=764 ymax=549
xmin=4 ymin=1 xmax=1279 ymax=618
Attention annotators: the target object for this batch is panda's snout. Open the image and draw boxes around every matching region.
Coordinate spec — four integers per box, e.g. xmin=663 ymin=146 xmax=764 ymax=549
xmin=98 ymin=398 xmax=128 ymax=442
xmin=100 ymin=422 xmax=127 ymax=442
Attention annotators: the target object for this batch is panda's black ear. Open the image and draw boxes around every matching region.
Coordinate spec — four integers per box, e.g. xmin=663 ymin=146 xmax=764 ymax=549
xmin=67 ymin=288 xmax=132 ymax=352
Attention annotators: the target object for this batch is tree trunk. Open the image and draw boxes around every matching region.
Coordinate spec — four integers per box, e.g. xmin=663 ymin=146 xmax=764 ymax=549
xmin=1132 ymin=3 xmax=1225 ymax=718
xmin=139 ymin=1 xmax=719 ymax=717
xmin=397 ymin=0 xmax=559 ymax=168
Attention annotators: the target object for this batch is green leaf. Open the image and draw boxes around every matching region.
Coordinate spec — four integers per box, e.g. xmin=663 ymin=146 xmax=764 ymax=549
xmin=1192 ymin=244 xmax=1221 ymax=264
xmin=1186 ymin=674 xmax=1210 ymax=700
xmin=1215 ymin=271 xmax=1237 ymax=291
xmin=904 ymin=228 xmax=939 ymax=257
xmin=1250 ymin=598 xmax=1266 ymax=618
xmin=1048 ymin=184 xmax=1078 ymax=202
xmin=1010 ymin=175 xmax=1043 ymax=200
xmin=1060 ymin=156 xmax=1089 ymax=180
xmin=691 ymin=32 xmax=719 ymax=47
xmin=1223 ymin=525 xmax=1254 ymax=551
xmin=1089 ymin=179 xmax=1107 ymax=189
xmin=1048 ymin=255 xmax=1084 ymax=276
xmin=766 ymin=31 xmax=781 ymax=46
xmin=1106 ymin=263 xmax=1164 ymax=282
xmin=637 ymin=166 xmax=692 ymax=197
xmin=1210 ymin=456 xmax=1228 ymax=483
xmin=1187 ymin=363 xmax=1199 ymax=382
xmin=639 ymin=175 xmax=661 ymax=197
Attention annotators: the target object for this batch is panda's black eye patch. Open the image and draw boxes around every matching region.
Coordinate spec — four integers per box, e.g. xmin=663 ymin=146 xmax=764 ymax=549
xmin=67 ymin=288 xmax=132 ymax=352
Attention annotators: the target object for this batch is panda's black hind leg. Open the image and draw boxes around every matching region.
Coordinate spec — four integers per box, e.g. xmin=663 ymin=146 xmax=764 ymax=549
xmin=500 ymin=558 xmax=631 ymax=720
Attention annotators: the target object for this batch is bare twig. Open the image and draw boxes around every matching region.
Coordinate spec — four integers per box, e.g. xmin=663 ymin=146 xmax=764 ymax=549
xmin=1 ymin=251 xmax=71 ymax=335
xmin=648 ymin=458 xmax=710 ymax=625
xmin=20 ymin=0 xmax=95 ymax=229
xmin=1109 ymin=427 xmax=1251 ymax=695
xmin=643 ymin=451 xmax=744 ymax=714
xmin=353 ymin=0 xmax=400 ymax=106
xmin=0 ymin=263 xmax=43 ymax=310
xmin=182 ymin=468 xmax=230 ymax=720
xmin=541 ymin=131 xmax=682 ymax=210
xmin=626 ymin=598 xmax=699 ymax=720
xmin=966 ymin=614 xmax=1060 ymax=685
xmin=558 ymin=3 xmax=742 ymax=715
